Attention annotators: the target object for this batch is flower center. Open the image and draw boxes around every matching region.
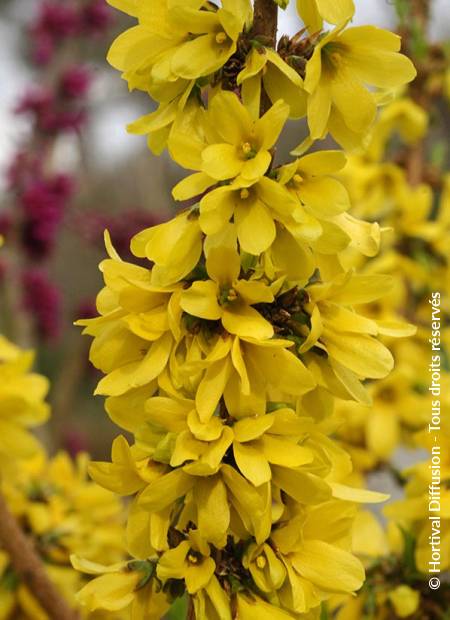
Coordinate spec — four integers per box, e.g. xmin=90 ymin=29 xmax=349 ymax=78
xmin=256 ymin=555 xmax=267 ymax=569
xmin=240 ymin=188 xmax=250 ymax=200
xmin=188 ymin=552 xmax=200 ymax=565
xmin=293 ymin=174 xmax=304 ymax=184
xmin=219 ymin=286 xmax=238 ymax=305
xmin=215 ymin=32 xmax=227 ymax=44
xmin=241 ymin=142 xmax=257 ymax=159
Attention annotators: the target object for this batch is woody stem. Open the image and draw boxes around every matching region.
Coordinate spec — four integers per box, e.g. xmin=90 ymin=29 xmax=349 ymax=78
xmin=187 ymin=596 xmax=196 ymax=620
xmin=0 ymin=489 xmax=79 ymax=620
xmin=251 ymin=0 xmax=278 ymax=114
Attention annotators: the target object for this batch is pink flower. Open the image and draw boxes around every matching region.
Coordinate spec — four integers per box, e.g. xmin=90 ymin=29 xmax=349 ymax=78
xmin=22 ymin=268 xmax=61 ymax=341
xmin=60 ymin=66 xmax=92 ymax=99
xmin=80 ymin=0 xmax=113 ymax=35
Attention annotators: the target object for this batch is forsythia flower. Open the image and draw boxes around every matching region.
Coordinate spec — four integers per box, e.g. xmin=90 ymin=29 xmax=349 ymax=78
xmin=0 ymin=336 xmax=49 ymax=467
xmin=302 ymin=25 xmax=417 ymax=148
xmin=1 ymin=452 xmax=125 ymax=618
xmin=179 ymin=246 xmax=274 ymax=339
xmin=171 ymin=91 xmax=290 ymax=183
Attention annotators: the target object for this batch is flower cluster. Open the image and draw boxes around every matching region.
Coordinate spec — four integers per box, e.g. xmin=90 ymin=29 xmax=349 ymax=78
xmin=73 ymin=1 xmax=417 ymax=618
xmin=0 ymin=335 xmax=49 ymax=471
xmin=319 ymin=10 xmax=450 ymax=616
xmin=109 ymin=0 xmax=415 ymax=154
xmin=0 ymin=452 xmax=125 ymax=618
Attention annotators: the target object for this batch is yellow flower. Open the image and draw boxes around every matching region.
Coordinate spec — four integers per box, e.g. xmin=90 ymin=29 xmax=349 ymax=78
xmin=180 ymin=246 xmax=274 ymax=339
xmin=171 ymin=90 xmax=289 ymax=182
xmin=193 ymin=575 xmax=231 ymax=620
xmin=166 ymin=1 xmax=252 ymax=80
xmin=296 ymin=0 xmax=355 ymax=33
xmin=366 ymin=97 xmax=429 ymax=161
xmin=272 ymin=506 xmax=365 ymax=610
xmin=302 ymin=272 xmax=415 ymax=392
xmin=131 ymin=209 xmax=203 ymax=287
xmin=243 ymin=542 xmax=286 ymax=593
xmin=0 ymin=337 xmax=49 ymax=466
xmin=237 ymin=46 xmax=307 ymax=119
xmin=73 ymin=556 xmax=168 ymax=618
xmin=157 ymin=531 xmax=215 ymax=594
xmin=388 ymin=585 xmax=420 ymax=618
xmin=236 ymin=592 xmax=294 ymax=619
xmin=1 ymin=452 xmax=125 ymax=618
xmin=107 ymin=0 xmax=252 ymax=84
xmin=303 ymin=24 xmax=417 ymax=147
xmin=175 ymin=175 xmax=299 ymax=256
xmin=77 ymin=232 xmax=180 ymax=397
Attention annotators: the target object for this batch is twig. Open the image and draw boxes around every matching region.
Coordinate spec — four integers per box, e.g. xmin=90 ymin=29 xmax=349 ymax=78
xmin=251 ymin=0 xmax=278 ymax=115
xmin=187 ymin=596 xmax=196 ymax=620
xmin=0 ymin=489 xmax=79 ymax=620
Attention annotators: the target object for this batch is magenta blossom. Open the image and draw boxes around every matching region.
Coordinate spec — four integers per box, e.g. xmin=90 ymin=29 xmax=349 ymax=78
xmin=22 ymin=268 xmax=61 ymax=341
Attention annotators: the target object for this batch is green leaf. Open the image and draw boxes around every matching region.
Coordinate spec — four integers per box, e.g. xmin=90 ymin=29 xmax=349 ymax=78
xmin=320 ymin=602 xmax=330 ymax=620
xmin=274 ymin=0 xmax=290 ymax=8
xmin=165 ymin=595 xmax=188 ymax=620
xmin=399 ymin=526 xmax=417 ymax=574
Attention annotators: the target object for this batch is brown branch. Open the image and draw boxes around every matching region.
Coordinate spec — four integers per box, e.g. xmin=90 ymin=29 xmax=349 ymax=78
xmin=187 ymin=596 xmax=196 ymax=620
xmin=0 ymin=490 xmax=79 ymax=620
xmin=251 ymin=0 xmax=278 ymax=115
xmin=252 ymin=0 xmax=278 ymax=46
xmin=399 ymin=0 xmax=431 ymax=187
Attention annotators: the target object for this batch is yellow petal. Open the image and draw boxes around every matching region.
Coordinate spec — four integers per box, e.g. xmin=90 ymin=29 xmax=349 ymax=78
xmin=323 ymin=330 xmax=394 ymax=379
xmin=202 ymin=144 xmax=243 ymax=180
xmin=233 ymin=415 xmax=274 ymax=442
xmin=77 ymin=572 xmax=139 ymax=612
xmin=199 ymin=187 xmax=235 ymax=235
xmin=237 ymin=593 xmax=294 ymax=619
xmin=306 ymin=77 xmax=331 ymax=139
xmin=291 ymin=540 xmax=364 ymax=593
xmin=185 ymin=558 xmax=216 ymax=594
xmin=234 ymin=441 xmax=272 ymax=486
xmin=272 ymin=467 xmax=331 ymax=504
xmin=180 ymin=280 xmax=222 ymax=320
xmin=139 ymin=469 xmax=195 ymax=511
xmin=235 ymin=199 xmax=276 ymax=254
xmin=173 ymin=172 xmax=214 ymax=201
xmin=206 ymin=246 xmax=241 ymax=285
xmin=388 ymin=585 xmax=420 ymax=618
xmin=331 ymin=483 xmax=390 ymax=504
xmin=194 ymin=476 xmax=230 ymax=546
xmin=222 ymin=303 xmax=273 ymax=340
xmin=258 ymin=435 xmax=314 ymax=467
xmin=196 ymin=357 xmax=231 ymax=422
xmin=330 ymin=67 xmax=376 ymax=134
xmin=316 ymin=0 xmax=354 ymax=24
xmin=254 ymin=99 xmax=290 ymax=150
xmin=246 ymin=344 xmax=316 ymax=394
xmin=209 ymin=90 xmax=252 ymax=144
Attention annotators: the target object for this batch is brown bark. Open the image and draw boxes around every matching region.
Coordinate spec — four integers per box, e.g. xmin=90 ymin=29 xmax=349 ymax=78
xmin=0 ymin=490 xmax=79 ymax=620
xmin=400 ymin=0 xmax=431 ymax=186
xmin=251 ymin=0 xmax=278 ymax=47
xmin=251 ymin=0 xmax=278 ymax=115
xmin=187 ymin=596 xmax=196 ymax=620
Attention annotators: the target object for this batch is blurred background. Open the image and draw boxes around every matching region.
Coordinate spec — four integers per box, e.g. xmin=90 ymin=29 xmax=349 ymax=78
xmin=0 ymin=0 xmax=449 ymax=462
